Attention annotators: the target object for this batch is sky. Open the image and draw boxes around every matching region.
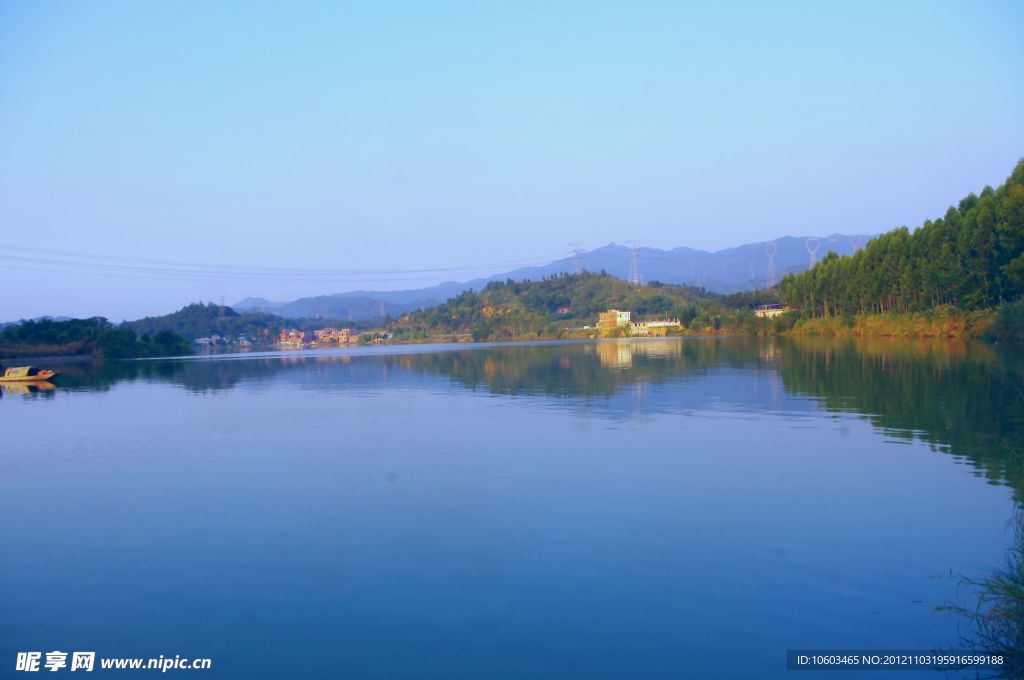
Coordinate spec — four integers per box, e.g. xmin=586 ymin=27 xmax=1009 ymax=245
xmin=1 ymin=0 xmax=1023 ymax=320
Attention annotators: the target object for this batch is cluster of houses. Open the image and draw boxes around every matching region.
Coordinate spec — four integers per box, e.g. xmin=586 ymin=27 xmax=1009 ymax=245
xmin=194 ymin=334 xmax=253 ymax=348
xmin=277 ymin=327 xmax=396 ymax=348
xmin=278 ymin=327 xmax=354 ymax=348
xmin=194 ymin=327 xmax=367 ymax=350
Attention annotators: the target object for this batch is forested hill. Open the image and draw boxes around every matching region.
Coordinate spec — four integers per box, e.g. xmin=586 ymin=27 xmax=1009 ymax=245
xmin=125 ymin=302 xmax=353 ymax=340
xmin=389 ymin=272 xmax=732 ymax=341
xmin=781 ymin=159 xmax=1024 ymax=318
xmin=0 ymin=317 xmax=192 ymax=359
xmin=126 ymin=302 xmax=280 ymax=340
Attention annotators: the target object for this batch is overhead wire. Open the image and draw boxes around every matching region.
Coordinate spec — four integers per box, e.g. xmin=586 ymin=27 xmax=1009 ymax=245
xmin=0 ymin=243 xmax=569 ymax=282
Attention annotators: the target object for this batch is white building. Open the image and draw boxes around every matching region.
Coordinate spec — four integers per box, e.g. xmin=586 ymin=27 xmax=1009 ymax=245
xmin=754 ymin=304 xmax=791 ymax=318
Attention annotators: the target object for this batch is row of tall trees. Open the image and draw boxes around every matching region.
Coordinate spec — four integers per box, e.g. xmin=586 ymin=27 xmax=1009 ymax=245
xmin=780 ymin=159 xmax=1024 ymax=317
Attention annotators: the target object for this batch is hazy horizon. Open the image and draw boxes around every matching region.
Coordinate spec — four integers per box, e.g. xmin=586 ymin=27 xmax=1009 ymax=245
xmin=2 ymin=1 xmax=1022 ymax=320
xmin=1 ymin=231 xmax=884 ymax=321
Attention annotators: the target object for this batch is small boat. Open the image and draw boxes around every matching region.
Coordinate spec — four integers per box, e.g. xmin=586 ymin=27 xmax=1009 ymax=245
xmin=0 ymin=366 xmax=60 ymax=382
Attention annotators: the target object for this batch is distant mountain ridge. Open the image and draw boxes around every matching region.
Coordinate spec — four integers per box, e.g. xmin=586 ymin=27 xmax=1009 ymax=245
xmin=233 ymin=294 xmax=437 ymax=321
xmin=235 ymin=234 xmax=874 ymax=320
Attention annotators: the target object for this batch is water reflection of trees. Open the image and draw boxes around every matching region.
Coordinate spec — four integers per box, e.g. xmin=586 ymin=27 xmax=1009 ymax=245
xmin=29 ymin=339 xmax=1024 ymax=498
xmin=778 ymin=337 xmax=1024 ymax=496
xmin=776 ymin=338 xmax=1024 ymax=665
xmin=51 ymin=357 xmax=294 ymax=393
xmin=408 ymin=338 xmax=1024 ymax=497
xmin=399 ymin=339 xmax=765 ymax=397
xmin=32 ymin=338 xmax=774 ymax=400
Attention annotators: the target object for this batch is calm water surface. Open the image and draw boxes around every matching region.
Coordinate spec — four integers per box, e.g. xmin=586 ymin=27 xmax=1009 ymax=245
xmin=2 ymin=337 xmax=1021 ymax=678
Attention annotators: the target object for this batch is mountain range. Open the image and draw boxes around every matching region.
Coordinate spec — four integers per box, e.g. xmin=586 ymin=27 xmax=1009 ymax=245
xmin=235 ymin=235 xmax=875 ymax=321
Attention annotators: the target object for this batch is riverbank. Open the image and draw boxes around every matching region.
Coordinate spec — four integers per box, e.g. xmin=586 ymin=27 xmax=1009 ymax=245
xmin=392 ymin=307 xmax=1023 ymax=344
xmin=0 ymin=350 xmax=95 ymax=364
xmin=6 ymin=306 xmax=1020 ymax=360
xmin=0 ymin=342 xmax=96 ymax=361
xmin=786 ymin=310 xmax=994 ymax=338
xmin=784 ymin=305 xmax=1024 ymax=339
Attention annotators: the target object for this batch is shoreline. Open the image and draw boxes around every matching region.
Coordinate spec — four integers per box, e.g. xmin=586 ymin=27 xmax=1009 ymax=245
xmin=0 ymin=351 xmax=94 ymax=364
xmin=3 ymin=308 xmax=1017 ymax=364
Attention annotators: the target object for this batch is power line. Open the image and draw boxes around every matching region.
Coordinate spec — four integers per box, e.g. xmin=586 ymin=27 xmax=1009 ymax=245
xmin=0 ymin=262 xmax=503 ymax=285
xmin=0 ymin=244 xmax=568 ymax=282
xmin=0 ymin=243 xmax=556 ymax=273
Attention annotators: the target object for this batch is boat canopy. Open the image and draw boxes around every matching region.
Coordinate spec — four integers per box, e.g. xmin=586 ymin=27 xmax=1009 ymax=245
xmin=4 ymin=366 xmax=36 ymax=378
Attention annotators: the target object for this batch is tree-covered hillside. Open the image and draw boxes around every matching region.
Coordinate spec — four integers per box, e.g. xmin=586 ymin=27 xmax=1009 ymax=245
xmin=0 ymin=317 xmax=192 ymax=359
xmin=390 ymin=272 xmax=744 ymax=341
xmin=125 ymin=302 xmax=353 ymax=341
xmin=127 ymin=303 xmax=277 ymax=341
xmin=781 ymin=159 xmax=1024 ymax=318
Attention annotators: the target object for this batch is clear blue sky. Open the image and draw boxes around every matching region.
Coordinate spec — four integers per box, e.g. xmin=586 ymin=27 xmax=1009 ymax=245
xmin=1 ymin=0 xmax=1022 ymax=320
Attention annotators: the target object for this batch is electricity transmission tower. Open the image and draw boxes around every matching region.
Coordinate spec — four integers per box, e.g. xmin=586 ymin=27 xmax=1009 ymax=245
xmin=764 ymin=241 xmax=778 ymax=289
xmin=569 ymin=242 xmax=584 ymax=274
xmin=805 ymin=237 xmax=821 ymax=268
xmin=625 ymin=240 xmax=641 ymax=286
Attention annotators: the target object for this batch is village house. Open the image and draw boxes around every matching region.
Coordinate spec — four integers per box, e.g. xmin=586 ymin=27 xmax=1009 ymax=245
xmin=312 ymin=327 xmax=351 ymax=345
xmin=278 ymin=329 xmax=305 ymax=348
xmin=754 ymin=304 xmax=791 ymax=318
xmin=630 ymin=320 xmax=683 ymax=336
xmin=597 ymin=309 xmax=631 ymax=335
